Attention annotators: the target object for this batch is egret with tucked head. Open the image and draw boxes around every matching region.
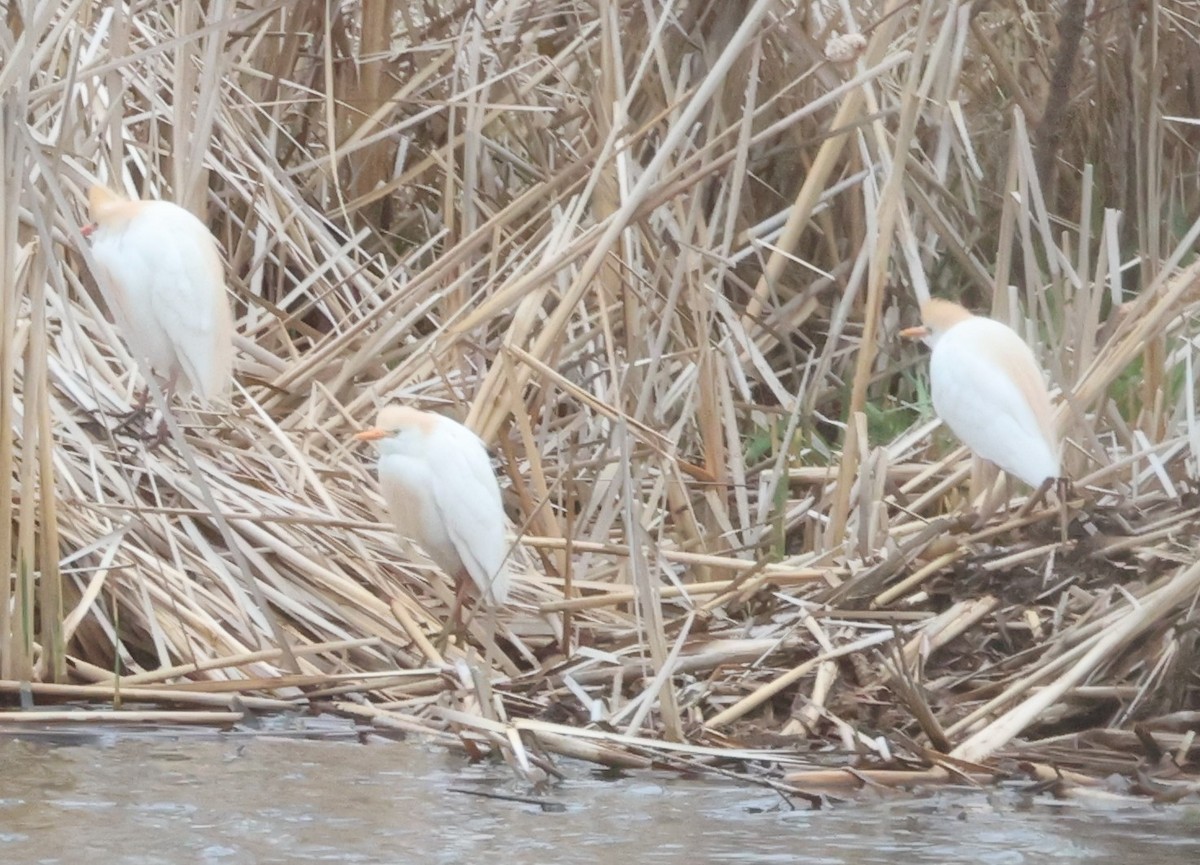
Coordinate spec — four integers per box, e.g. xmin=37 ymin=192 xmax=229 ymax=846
xmin=353 ymin=405 xmax=511 ymax=635
xmin=901 ymin=298 xmax=1064 ymax=507
xmin=83 ymin=185 xmax=233 ymax=438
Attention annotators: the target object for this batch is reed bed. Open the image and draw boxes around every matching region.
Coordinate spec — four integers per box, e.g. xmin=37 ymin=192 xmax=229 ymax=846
xmin=4 ymin=0 xmax=1200 ymax=800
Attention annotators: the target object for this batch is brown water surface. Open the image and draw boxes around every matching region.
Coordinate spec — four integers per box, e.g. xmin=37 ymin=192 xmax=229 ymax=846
xmin=0 ymin=718 xmax=1197 ymax=864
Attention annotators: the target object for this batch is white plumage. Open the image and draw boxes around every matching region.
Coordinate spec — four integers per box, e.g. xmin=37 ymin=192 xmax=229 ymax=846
xmin=355 ymin=405 xmax=511 ymax=608
xmin=903 ymin=298 xmax=1060 ymax=488
xmin=85 ymin=185 xmax=233 ymax=402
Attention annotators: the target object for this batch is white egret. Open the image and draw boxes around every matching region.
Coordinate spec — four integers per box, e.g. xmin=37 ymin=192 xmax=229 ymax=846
xmin=901 ymin=298 xmax=1062 ymax=493
xmin=354 ymin=405 xmax=511 ymax=630
xmin=83 ymin=184 xmax=233 ymax=436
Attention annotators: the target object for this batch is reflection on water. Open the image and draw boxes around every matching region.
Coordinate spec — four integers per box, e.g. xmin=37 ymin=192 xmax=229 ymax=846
xmin=0 ymin=719 xmax=1197 ymax=864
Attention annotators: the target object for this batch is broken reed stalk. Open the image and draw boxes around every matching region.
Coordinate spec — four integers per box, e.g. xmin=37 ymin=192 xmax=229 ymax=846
xmin=0 ymin=710 xmax=243 ymax=726
xmin=2 ymin=0 xmax=1199 ymax=796
xmin=952 ymin=560 xmax=1200 ymax=763
xmin=0 ymin=679 xmax=294 ymax=710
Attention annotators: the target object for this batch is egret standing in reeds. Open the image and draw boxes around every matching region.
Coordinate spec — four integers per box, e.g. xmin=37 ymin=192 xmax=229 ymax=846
xmin=83 ymin=184 xmax=234 ymax=439
xmin=901 ymin=298 xmax=1067 ymax=524
xmin=353 ymin=405 xmax=511 ymax=638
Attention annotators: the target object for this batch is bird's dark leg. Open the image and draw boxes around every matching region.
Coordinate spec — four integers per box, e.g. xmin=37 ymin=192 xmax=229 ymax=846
xmin=147 ymin=415 xmax=171 ymax=448
xmin=1055 ymin=477 xmax=1072 ymax=543
xmin=1056 ymin=476 xmax=1073 ymax=501
xmin=434 ymin=574 xmax=473 ymax=652
xmin=450 ymin=576 xmax=470 ymax=639
xmin=144 ymin=370 xmax=180 ymax=449
xmin=132 ymin=383 xmax=152 ymax=413
xmin=1015 ymin=477 xmax=1054 ymax=519
xmin=111 ymin=383 xmax=153 ymax=435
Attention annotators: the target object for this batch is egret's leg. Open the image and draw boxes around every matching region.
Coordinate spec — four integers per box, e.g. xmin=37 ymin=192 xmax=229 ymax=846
xmin=1015 ymin=477 xmax=1054 ymax=519
xmin=434 ymin=575 xmax=472 ymax=652
xmin=145 ymin=369 xmax=179 ymax=448
xmin=131 ymin=383 xmax=151 ymax=413
xmin=150 ymin=423 xmax=169 ymax=446
xmin=451 ymin=577 xmax=470 ymax=636
xmin=1055 ymin=477 xmax=1072 ymax=543
xmin=112 ymin=383 xmax=153 ymax=434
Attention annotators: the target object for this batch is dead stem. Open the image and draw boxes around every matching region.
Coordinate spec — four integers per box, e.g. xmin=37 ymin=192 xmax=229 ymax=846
xmin=3 ymin=0 xmax=1200 ymax=796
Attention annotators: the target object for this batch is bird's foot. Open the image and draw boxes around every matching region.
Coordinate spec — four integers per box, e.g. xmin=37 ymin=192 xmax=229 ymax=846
xmin=142 ymin=415 xmax=171 ymax=450
xmin=431 ymin=621 xmax=467 ymax=655
xmin=110 ymin=405 xmax=151 ymax=437
xmin=118 ymin=385 xmax=153 ymax=420
xmin=108 ymin=408 xmax=172 ymax=449
xmin=109 ymin=385 xmax=155 ymax=436
xmin=435 ymin=577 xmax=473 ymax=652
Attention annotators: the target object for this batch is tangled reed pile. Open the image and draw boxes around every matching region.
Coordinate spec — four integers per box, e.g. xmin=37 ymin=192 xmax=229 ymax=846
xmin=4 ymin=0 xmax=1200 ymax=800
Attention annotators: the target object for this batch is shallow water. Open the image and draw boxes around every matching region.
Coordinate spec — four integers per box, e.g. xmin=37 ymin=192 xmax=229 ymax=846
xmin=0 ymin=720 xmax=1197 ymax=864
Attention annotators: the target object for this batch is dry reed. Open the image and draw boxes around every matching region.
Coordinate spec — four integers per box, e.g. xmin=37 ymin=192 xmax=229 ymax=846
xmin=3 ymin=0 xmax=1200 ymax=800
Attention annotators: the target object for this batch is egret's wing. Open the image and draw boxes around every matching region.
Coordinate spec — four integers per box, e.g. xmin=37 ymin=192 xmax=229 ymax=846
xmin=88 ymin=238 xmax=142 ymax=330
xmin=126 ymin=204 xmax=231 ymax=399
xmin=930 ymin=329 xmax=1059 ymax=486
xmin=425 ymin=427 xmax=511 ymax=605
xmin=976 ymin=325 xmax=1058 ymax=449
xmin=91 ymin=227 xmax=179 ymax=379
